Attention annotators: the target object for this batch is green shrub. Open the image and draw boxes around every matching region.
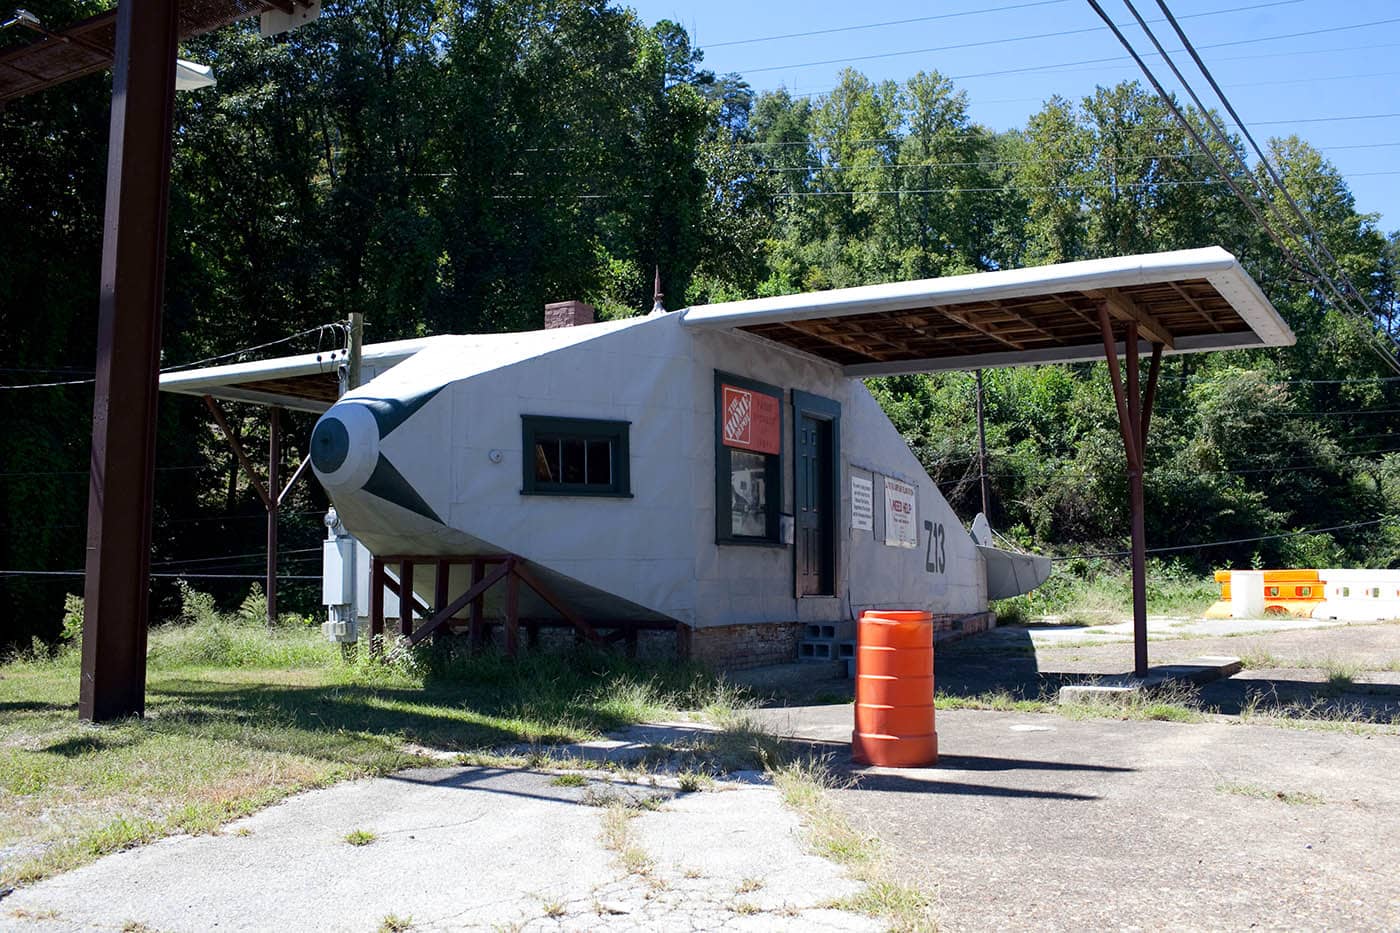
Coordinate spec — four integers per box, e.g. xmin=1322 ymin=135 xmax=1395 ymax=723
xmin=60 ymin=594 xmax=84 ymax=643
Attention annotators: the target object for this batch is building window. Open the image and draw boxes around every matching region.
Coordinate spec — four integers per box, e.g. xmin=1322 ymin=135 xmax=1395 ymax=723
xmin=521 ymin=415 xmax=630 ymax=497
xmin=715 ymin=373 xmax=783 ymax=544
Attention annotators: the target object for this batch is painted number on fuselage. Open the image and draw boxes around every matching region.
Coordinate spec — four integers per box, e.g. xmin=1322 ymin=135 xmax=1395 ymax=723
xmin=923 ymin=520 xmax=946 ymax=574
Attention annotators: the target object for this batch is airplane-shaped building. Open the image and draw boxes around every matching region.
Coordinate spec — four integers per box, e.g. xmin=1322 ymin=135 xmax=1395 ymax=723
xmin=161 ymin=247 xmax=1293 ymax=668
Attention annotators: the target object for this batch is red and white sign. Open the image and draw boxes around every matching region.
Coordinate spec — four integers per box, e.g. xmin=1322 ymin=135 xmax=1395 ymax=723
xmin=721 ymin=384 xmax=781 ymax=454
xmin=883 ymin=477 xmax=918 ymax=548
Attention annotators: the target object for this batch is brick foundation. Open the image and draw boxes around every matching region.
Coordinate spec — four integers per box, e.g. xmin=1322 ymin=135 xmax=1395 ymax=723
xmin=686 ymin=622 xmax=801 ymax=671
xmin=932 ymin=610 xmax=997 ymax=643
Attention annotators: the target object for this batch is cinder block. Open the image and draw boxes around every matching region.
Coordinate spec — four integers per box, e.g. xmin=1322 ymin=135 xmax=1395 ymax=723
xmin=799 ymin=639 xmax=836 ymax=661
xmin=1057 ymin=684 xmax=1141 ymax=705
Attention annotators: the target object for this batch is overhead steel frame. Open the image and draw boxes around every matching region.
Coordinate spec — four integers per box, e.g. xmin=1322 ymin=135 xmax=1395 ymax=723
xmin=203 ymin=397 xmax=312 ymax=627
xmin=78 ymin=0 xmax=180 ymax=721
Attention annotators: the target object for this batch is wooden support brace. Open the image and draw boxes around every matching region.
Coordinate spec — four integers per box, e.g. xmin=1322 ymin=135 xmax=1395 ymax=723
xmin=469 ymin=558 xmax=485 ymax=651
xmin=406 ymin=559 xmax=513 ymax=647
xmin=505 ymin=570 xmax=520 ymax=657
xmin=511 ymin=562 xmax=603 ymax=644
xmin=369 ymin=557 xmax=385 ymax=650
xmin=399 ymin=560 xmax=414 ymax=638
xmin=433 ymin=559 xmax=450 ymax=640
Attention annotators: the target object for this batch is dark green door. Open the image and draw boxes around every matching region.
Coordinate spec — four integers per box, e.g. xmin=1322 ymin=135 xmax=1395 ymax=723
xmin=796 ymin=414 xmax=834 ymax=596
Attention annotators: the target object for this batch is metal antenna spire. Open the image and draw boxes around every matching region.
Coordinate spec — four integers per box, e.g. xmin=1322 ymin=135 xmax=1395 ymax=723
xmin=651 ymin=266 xmax=666 ymax=313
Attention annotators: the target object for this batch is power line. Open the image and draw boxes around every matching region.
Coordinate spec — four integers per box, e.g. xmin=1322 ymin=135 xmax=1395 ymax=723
xmin=772 ymin=38 xmax=1400 ymax=96
xmin=743 ymin=9 xmax=1399 ymax=76
xmin=1047 ymin=517 xmax=1390 ymax=560
xmin=1143 ymin=0 xmax=1400 ymax=372
xmin=1086 ymin=0 xmax=1400 ymax=376
xmin=0 ymin=566 xmax=321 ymax=579
xmin=0 ymin=322 xmax=346 ymax=390
xmin=705 ymin=0 xmax=1074 ymax=49
xmin=766 ymin=172 xmax=1400 ymax=197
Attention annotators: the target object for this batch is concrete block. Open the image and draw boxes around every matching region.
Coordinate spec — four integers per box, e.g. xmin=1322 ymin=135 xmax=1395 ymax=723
xmin=1058 ymin=684 xmax=1142 ymax=705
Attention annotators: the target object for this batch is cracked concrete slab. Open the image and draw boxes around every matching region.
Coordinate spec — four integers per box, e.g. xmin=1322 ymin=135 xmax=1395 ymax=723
xmin=1 ymin=764 xmax=875 ymax=933
xmin=748 ymin=704 xmax=1400 ymax=932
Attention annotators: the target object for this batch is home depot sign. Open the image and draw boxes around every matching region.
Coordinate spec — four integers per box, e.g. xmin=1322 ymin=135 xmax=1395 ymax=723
xmin=721 ymin=384 xmax=781 ymax=455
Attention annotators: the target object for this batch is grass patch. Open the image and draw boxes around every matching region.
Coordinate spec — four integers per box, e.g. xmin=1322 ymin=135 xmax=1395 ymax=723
xmin=344 ymin=829 xmax=377 ymax=846
xmin=935 ymin=690 xmax=1054 ymax=713
xmin=377 ymin=914 xmax=412 ymax=932
xmin=992 ymin=559 xmax=1216 ymax=624
xmin=1058 ymin=683 xmax=1206 ymax=723
xmin=598 ymin=804 xmax=653 ymax=875
xmin=549 ymin=773 xmax=588 ymax=788
xmin=772 ymin=758 xmax=935 ymax=932
xmin=0 ymin=615 xmax=744 ymax=887
xmin=1215 ymin=782 xmax=1324 ymax=805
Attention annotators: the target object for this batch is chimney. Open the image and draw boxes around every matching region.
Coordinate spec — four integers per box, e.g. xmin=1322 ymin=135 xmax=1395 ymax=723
xmin=544 ymin=300 xmax=596 ymax=329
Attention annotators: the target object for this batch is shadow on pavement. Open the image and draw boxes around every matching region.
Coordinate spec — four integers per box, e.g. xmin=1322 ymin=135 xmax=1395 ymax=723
xmin=850 ymin=772 xmax=1100 ymax=801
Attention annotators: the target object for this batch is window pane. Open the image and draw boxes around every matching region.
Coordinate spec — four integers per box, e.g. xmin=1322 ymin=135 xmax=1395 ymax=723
xmin=534 ymin=439 xmax=560 ymax=483
xmin=586 ymin=439 xmax=612 ymax=486
xmin=730 ymin=450 xmax=769 ymax=537
xmin=561 ymin=438 xmax=586 ymax=484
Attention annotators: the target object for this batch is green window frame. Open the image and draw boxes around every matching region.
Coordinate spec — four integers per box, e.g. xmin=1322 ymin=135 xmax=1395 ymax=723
xmin=714 ymin=372 xmax=784 ymax=545
xmin=521 ymin=415 xmax=631 ymax=498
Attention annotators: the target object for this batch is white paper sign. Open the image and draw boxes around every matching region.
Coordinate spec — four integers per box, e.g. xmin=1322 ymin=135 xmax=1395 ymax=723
xmin=851 ymin=476 xmax=873 ymax=531
xmin=883 ymin=477 xmax=918 ymax=548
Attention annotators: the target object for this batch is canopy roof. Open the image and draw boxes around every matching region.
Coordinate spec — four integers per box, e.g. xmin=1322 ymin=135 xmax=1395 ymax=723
xmin=0 ymin=0 xmax=275 ymax=102
xmin=680 ymin=247 xmax=1294 ymax=375
xmin=159 ymin=337 xmax=437 ymax=412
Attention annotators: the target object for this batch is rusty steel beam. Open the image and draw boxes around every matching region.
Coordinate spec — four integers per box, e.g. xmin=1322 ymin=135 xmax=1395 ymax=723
xmin=266 ymin=406 xmax=280 ymax=627
xmin=204 ymin=396 xmax=271 ymax=508
xmin=1089 ymin=287 xmax=1176 ymax=351
xmin=1097 ymin=306 xmax=1155 ymax=678
xmin=78 ymin=0 xmax=179 ymax=722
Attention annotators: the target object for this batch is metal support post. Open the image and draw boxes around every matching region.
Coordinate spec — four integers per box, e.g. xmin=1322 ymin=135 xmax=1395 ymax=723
xmin=266 ymin=406 xmax=280 ymax=627
xmin=79 ymin=0 xmax=179 ymax=722
xmin=1096 ymin=305 xmax=1164 ymax=679
xmin=975 ymin=369 xmax=991 ymax=518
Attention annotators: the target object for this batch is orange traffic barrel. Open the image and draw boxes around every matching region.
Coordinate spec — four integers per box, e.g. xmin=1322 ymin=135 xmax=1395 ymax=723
xmin=852 ymin=610 xmax=937 ymax=767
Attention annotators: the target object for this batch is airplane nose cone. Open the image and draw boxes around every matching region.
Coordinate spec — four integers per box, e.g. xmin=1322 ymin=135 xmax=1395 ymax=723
xmin=310 ymin=416 xmax=349 ymax=474
xmin=309 ymin=402 xmax=379 ymax=492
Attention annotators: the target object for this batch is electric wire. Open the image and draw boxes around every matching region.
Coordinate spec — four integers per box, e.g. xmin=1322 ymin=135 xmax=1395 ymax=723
xmin=1046 ymin=518 xmax=1389 ymax=560
xmin=743 ymin=10 xmax=1400 ymax=76
xmin=1085 ymin=0 xmax=1400 ymax=376
xmin=0 ymin=322 xmax=347 ymax=390
xmin=1148 ymin=0 xmax=1400 ymax=370
xmin=1107 ymin=0 xmax=1400 ymax=375
xmin=704 ymin=0 xmax=1075 ymax=48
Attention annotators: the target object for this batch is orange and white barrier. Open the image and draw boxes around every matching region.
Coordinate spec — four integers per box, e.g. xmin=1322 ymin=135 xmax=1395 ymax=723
xmin=1206 ymin=569 xmax=1400 ymax=622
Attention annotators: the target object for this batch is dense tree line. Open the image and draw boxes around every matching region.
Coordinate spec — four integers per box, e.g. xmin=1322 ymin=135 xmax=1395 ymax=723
xmin=2 ymin=0 xmax=1397 ymax=648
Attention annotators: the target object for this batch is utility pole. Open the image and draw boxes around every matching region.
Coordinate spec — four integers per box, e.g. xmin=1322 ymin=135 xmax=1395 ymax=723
xmin=975 ymin=369 xmax=991 ymax=519
xmin=347 ymin=313 xmax=363 ymax=391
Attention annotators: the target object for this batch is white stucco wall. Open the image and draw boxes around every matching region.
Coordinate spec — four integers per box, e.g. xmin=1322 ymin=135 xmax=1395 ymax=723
xmin=317 ymin=312 xmax=985 ymax=627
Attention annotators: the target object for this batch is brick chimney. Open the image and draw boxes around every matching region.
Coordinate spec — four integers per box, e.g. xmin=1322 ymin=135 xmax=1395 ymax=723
xmin=544 ymin=300 xmax=596 ymax=329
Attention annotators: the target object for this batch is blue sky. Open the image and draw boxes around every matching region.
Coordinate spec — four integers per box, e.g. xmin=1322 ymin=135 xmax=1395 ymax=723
xmin=625 ymin=0 xmax=1400 ymax=233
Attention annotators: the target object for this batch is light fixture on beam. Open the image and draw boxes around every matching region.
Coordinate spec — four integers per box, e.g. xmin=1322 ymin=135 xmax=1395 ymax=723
xmin=175 ymin=59 xmax=216 ymax=91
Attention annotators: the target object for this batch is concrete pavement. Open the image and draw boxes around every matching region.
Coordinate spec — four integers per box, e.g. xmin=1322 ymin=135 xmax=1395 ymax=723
xmin=3 ymin=766 xmax=875 ymax=932
xmin=751 ymin=704 xmax=1400 ymax=933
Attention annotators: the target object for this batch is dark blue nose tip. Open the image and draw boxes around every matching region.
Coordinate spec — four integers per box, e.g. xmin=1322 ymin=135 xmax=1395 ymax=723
xmin=310 ymin=416 xmax=350 ymax=474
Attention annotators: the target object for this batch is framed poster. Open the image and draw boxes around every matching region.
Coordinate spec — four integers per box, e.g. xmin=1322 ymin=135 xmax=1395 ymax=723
xmin=883 ymin=476 xmax=918 ymax=548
